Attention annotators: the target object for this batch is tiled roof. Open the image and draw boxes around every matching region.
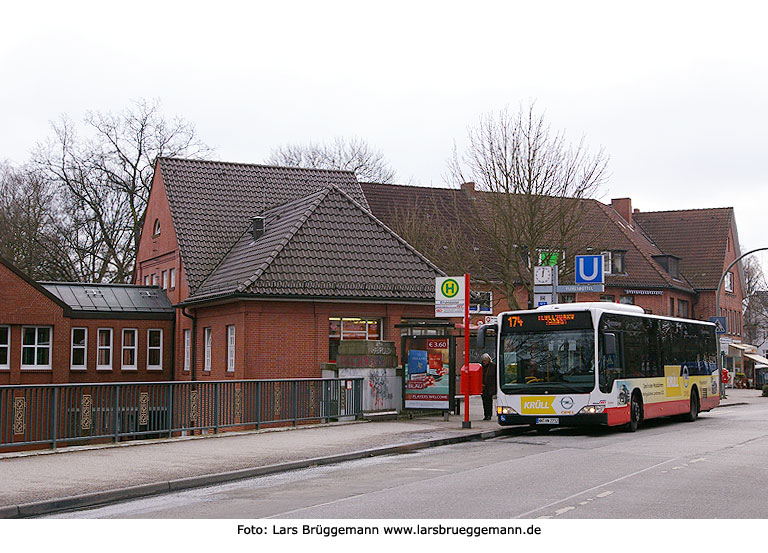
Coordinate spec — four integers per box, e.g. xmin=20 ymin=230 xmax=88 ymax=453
xmin=188 ymin=186 xmax=443 ymax=303
xmin=158 ymin=157 xmax=369 ymax=293
xmin=634 ymin=208 xmax=734 ymax=290
xmin=361 ymin=182 xmax=696 ymax=292
xmin=40 ymin=282 xmax=174 ymax=314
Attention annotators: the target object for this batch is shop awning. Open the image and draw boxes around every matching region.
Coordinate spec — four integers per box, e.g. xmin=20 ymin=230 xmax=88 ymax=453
xmin=744 ymin=353 xmax=768 ymax=366
xmin=729 ymin=343 xmax=756 ymax=352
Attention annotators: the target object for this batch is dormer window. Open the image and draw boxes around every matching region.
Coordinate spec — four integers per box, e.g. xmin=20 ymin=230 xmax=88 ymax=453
xmin=652 ymin=254 xmax=681 ymax=280
xmin=601 ymin=251 xmax=626 ymax=275
xmin=153 ymin=219 xmax=161 ymax=236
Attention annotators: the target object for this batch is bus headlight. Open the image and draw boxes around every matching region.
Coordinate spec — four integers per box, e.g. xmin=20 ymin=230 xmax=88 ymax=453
xmin=497 ymin=406 xmax=517 ymax=415
xmin=577 ymin=405 xmax=605 ymax=414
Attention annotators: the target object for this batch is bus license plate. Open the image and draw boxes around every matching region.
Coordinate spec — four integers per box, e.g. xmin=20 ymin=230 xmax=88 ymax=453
xmin=536 ymin=417 xmax=559 ymax=425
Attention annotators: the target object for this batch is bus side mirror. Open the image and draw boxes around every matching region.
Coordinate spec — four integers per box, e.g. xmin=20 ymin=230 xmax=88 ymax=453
xmin=604 ymin=333 xmax=617 ymax=355
xmin=477 ymin=324 xmax=494 ymax=348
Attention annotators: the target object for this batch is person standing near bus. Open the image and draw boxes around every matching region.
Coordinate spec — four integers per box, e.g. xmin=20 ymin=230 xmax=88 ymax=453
xmin=722 ymin=367 xmax=729 ymax=399
xmin=481 ymin=353 xmax=497 ymax=420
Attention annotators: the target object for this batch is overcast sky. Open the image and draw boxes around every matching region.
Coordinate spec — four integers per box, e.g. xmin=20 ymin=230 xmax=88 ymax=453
xmin=2 ymin=1 xmax=767 ymax=266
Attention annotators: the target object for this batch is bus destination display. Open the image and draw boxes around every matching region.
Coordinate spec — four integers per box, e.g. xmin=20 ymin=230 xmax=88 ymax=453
xmin=501 ymin=311 xmax=592 ymax=333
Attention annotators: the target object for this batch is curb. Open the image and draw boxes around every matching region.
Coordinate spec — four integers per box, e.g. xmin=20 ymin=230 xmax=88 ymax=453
xmin=2 ymin=426 xmax=524 ymax=519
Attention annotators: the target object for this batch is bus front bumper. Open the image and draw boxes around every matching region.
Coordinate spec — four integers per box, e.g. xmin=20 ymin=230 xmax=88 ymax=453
xmin=497 ymin=413 xmax=609 ymax=427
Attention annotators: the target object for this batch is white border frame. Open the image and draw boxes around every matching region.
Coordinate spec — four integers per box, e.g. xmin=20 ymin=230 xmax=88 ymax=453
xmin=21 ymin=325 xmax=53 ymax=371
xmin=147 ymin=328 xmax=163 ymax=371
xmin=121 ymin=328 xmax=138 ymax=371
xmin=227 ymin=325 xmax=235 ymax=372
xmin=96 ymin=327 xmax=113 ymax=371
xmin=183 ymin=328 xmax=191 ymax=372
xmin=70 ymin=327 xmax=88 ymax=371
xmin=204 ymin=327 xmax=212 ymax=372
xmin=0 ymin=325 xmax=10 ymax=370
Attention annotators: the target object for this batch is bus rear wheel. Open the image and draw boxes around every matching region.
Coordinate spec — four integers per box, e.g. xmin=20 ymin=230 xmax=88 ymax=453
xmin=625 ymin=394 xmax=642 ymax=432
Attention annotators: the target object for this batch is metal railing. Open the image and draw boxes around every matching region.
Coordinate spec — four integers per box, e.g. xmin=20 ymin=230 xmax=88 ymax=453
xmin=0 ymin=378 xmax=363 ymax=451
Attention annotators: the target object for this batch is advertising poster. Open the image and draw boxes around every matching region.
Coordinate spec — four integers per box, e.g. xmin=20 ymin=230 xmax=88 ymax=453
xmin=405 ymin=338 xmax=451 ymax=409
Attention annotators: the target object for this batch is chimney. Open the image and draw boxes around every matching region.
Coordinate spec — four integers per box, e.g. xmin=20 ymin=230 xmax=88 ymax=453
xmin=251 ymin=216 xmax=265 ymax=240
xmin=611 ymin=198 xmax=632 ymax=226
xmin=461 ymin=181 xmax=476 ymax=196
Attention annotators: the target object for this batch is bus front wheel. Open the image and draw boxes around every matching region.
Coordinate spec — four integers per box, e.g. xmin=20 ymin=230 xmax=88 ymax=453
xmin=625 ymin=394 xmax=642 ymax=432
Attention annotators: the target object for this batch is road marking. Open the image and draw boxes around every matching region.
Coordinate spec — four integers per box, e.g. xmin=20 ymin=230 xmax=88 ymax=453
xmin=596 ymin=491 xmax=613 ymax=498
xmin=513 ymin=458 xmax=676 ymax=518
xmin=555 ymin=506 xmax=575 ymax=515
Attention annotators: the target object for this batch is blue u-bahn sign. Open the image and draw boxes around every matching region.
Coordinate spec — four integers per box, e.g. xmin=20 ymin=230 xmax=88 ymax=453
xmin=575 ymin=255 xmax=604 ymax=284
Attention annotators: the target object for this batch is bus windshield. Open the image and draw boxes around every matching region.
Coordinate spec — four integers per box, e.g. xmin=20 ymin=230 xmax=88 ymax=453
xmin=500 ymin=328 xmax=595 ymax=394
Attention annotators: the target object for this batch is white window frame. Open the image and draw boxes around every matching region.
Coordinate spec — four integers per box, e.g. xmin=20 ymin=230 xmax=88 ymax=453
xmin=170 ymin=268 xmax=176 ymax=290
xmin=162 ymin=270 xmax=168 ymax=290
xmin=121 ymin=328 xmax=138 ymax=371
xmin=70 ymin=327 xmax=88 ymax=371
xmin=21 ymin=326 xmax=52 ymax=370
xmin=0 ymin=326 xmax=10 ymax=370
xmin=147 ymin=329 xmax=163 ymax=371
xmin=204 ymin=327 xmax=212 ymax=371
xmin=144 ymin=275 xmax=150 ymax=286
xmin=97 ymin=328 xmax=113 ymax=370
xmin=601 ymin=251 xmax=613 ymax=275
xmin=183 ymin=329 xmax=191 ymax=372
xmin=724 ymin=271 xmax=734 ymax=293
xmin=152 ymin=274 xmax=158 ymax=286
xmin=611 ymin=251 xmax=625 ymax=274
xmin=227 ymin=325 xmax=235 ymax=372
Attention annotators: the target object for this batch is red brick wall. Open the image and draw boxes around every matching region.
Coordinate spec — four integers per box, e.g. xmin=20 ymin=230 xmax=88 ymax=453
xmin=718 ymin=221 xmax=746 ymax=340
xmin=0 ymin=261 xmax=68 ymax=385
xmin=65 ymin=319 xmax=174 ymax=383
xmin=0 ymin=261 xmax=173 ymax=385
xmin=134 ymin=165 xmax=194 ymax=382
xmin=183 ymin=299 xmax=434 ymax=380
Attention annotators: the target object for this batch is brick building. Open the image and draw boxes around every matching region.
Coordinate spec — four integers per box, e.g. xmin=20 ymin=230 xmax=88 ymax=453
xmin=360 ymin=182 xmax=747 ymax=355
xmin=134 ymin=158 xmax=442 ymax=380
xmin=0 ymin=255 xmax=174 ymax=385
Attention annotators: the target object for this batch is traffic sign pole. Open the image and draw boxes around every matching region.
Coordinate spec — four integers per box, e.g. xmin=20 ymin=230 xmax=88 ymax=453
xmin=463 ymin=273 xmax=471 ymax=429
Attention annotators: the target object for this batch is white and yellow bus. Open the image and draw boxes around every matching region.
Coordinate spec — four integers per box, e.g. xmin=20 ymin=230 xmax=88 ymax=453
xmin=478 ymin=302 xmax=720 ymax=431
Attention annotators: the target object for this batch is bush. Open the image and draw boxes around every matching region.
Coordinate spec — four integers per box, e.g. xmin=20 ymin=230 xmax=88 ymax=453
xmin=762 ymin=384 xmax=768 ymax=397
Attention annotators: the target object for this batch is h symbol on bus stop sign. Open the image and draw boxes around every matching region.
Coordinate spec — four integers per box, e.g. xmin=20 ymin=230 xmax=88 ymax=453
xmin=575 ymin=255 xmax=604 ymax=284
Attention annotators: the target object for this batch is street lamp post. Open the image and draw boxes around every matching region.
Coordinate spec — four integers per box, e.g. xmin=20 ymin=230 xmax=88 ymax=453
xmin=715 ymin=247 xmax=768 ymax=395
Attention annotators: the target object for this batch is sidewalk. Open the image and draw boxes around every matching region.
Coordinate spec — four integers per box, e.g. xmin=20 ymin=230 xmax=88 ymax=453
xmin=0 ymin=390 xmax=758 ymax=518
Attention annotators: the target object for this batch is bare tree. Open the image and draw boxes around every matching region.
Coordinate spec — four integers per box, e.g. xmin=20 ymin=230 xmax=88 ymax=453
xmin=743 ymin=256 xmax=768 ymax=348
xmin=33 ymin=99 xmax=212 ymax=283
xmin=0 ymin=162 xmax=70 ymax=280
xmin=447 ymin=104 xmax=609 ymax=308
xmin=267 ymin=136 xmax=396 ymax=183
xmin=386 ymin=193 xmax=474 ymax=276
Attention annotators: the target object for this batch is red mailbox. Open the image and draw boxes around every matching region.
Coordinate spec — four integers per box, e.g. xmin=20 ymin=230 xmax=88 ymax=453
xmin=460 ymin=363 xmax=483 ymax=396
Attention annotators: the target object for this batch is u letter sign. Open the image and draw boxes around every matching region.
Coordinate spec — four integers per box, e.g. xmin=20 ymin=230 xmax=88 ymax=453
xmin=574 ymin=255 xmax=604 ymax=284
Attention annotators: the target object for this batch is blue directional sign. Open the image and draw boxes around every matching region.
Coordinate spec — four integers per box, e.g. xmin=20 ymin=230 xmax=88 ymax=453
xmin=574 ymin=255 xmax=604 ymax=284
xmin=709 ymin=316 xmax=727 ymax=335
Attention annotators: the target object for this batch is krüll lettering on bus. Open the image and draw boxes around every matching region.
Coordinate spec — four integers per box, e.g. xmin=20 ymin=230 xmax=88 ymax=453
xmin=520 ymin=396 xmax=556 ymax=414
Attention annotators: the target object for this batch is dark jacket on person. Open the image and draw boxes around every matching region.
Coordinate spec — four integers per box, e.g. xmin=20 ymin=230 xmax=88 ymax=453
xmin=482 ymin=361 xmax=497 ymax=396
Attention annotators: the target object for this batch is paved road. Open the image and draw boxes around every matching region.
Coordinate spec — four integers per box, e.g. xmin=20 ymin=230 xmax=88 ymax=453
xmin=48 ymin=395 xmax=768 ymax=519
